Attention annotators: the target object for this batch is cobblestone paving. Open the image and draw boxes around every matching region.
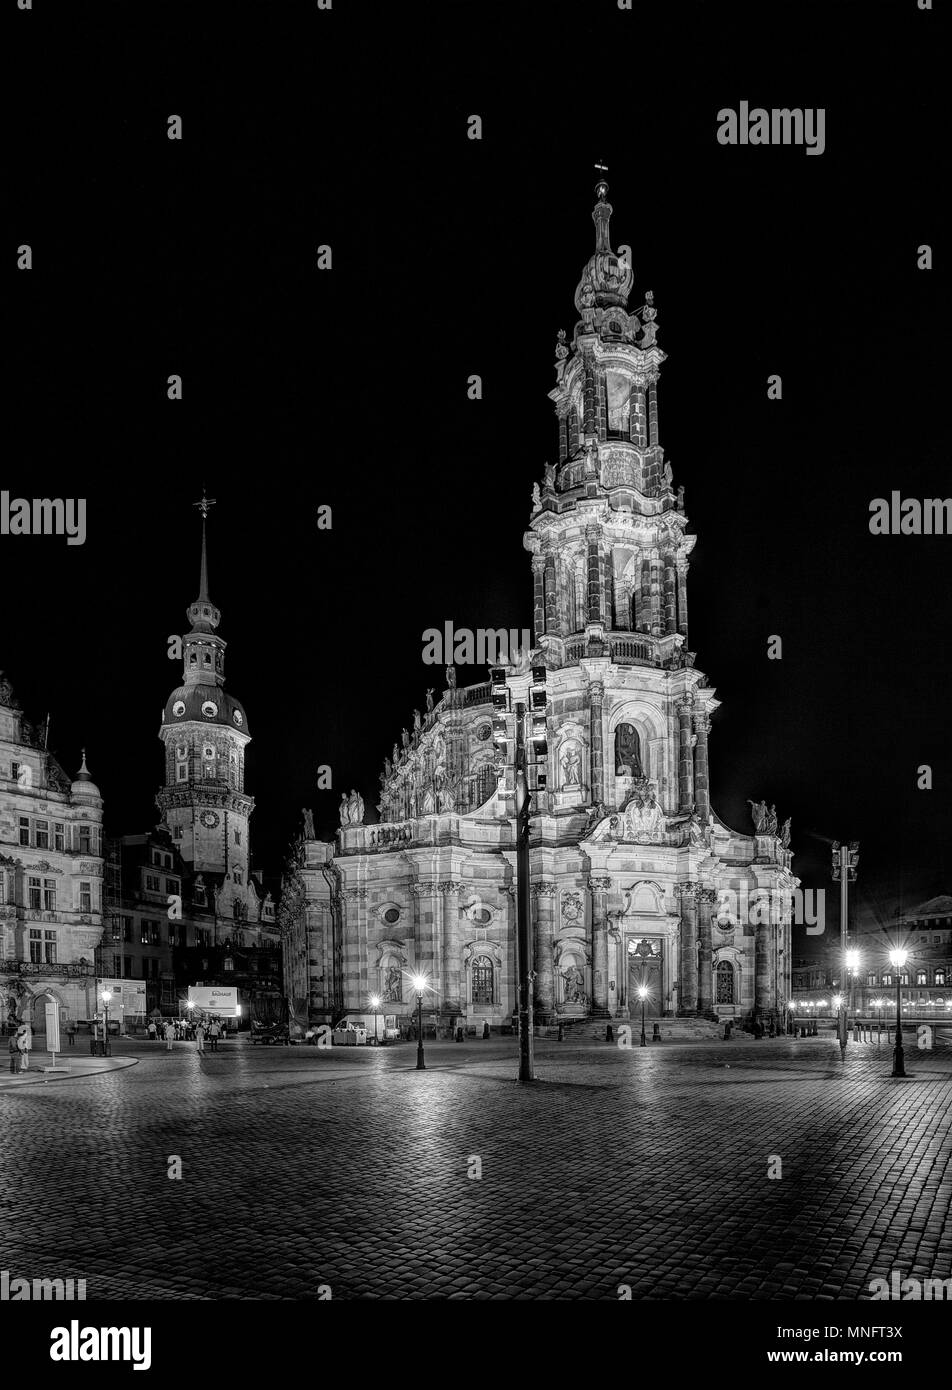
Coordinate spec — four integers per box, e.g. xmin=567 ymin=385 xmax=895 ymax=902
xmin=1 ymin=1036 xmax=949 ymax=1300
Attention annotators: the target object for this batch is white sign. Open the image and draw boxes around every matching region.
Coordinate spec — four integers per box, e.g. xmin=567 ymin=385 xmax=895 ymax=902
xmin=45 ymin=999 xmax=61 ymax=1053
xmin=97 ymin=979 xmax=147 ymax=1017
xmin=188 ymin=986 xmax=239 ymax=1017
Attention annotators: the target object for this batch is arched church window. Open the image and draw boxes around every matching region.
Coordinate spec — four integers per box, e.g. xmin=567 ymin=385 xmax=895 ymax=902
xmin=614 ymin=723 xmax=642 ymax=777
xmin=472 ymin=958 xmax=494 ymax=1004
xmin=715 ymin=960 xmax=735 ymax=1004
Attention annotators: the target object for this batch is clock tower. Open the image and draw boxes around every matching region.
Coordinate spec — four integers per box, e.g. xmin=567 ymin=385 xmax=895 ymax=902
xmin=155 ymin=497 xmax=256 ymax=922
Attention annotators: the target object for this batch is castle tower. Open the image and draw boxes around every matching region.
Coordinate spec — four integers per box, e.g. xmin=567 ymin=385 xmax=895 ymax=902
xmin=155 ymin=497 xmax=255 ymax=917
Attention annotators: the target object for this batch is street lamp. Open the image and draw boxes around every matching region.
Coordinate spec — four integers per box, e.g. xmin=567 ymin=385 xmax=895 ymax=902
xmin=369 ymin=993 xmax=381 ymax=1046
xmin=637 ymin=983 xmax=649 ymax=1047
xmin=100 ymin=988 xmax=112 ymax=1056
xmin=846 ymin=948 xmax=860 ymax=1028
xmin=410 ymin=972 xmax=429 ymax=1070
xmin=889 ymin=948 xmax=908 ymax=1078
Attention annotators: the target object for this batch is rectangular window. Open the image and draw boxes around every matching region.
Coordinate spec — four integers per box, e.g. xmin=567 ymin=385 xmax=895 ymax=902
xmin=113 ymin=953 xmax=122 ymax=979
xmin=43 ymin=879 xmax=57 ymax=912
xmin=79 ymin=881 xmax=91 ymax=913
xmin=11 ymin=761 xmax=20 ymax=782
xmin=28 ymin=876 xmax=41 ymax=910
xmin=111 ymin=916 xmax=122 ymax=941
xmin=30 ymin=928 xmax=42 ymax=963
xmin=35 ymin=819 xmax=50 ymax=850
xmin=165 ymin=878 xmax=179 ymax=896
xmin=141 ymin=921 xmax=151 ymax=945
xmin=150 ymin=923 xmax=161 ymax=945
xmin=145 ymin=874 xmax=160 ymax=893
xmin=79 ymin=825 xmax=91 ymax=854
xmin=123 ymin=955 xmax=132 ymax=978
xmin=19 ymin=817 xmax=31 ymax=847
xmin=123 ymin=918 xmax=132 ymax=943
xmin=234 ymin=830 xmax=241 ymax=845
xmin=54 ymin=822 xmax=65 ymax=852
xmin=44 ymin=931 xmax=56 ymax=964
xmin=176 ymin=764 xmax=188 ymax=783
xmin=173 ymin=824 xmax=183 ymax=839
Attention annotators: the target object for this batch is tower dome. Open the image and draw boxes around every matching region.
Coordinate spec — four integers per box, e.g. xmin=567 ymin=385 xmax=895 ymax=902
xmin=71 ymin=749 xmax=102 ymax=802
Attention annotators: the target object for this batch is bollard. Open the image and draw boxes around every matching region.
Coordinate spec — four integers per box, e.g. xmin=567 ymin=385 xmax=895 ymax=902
xmin=557 ymin=1022 xmax=564 ymax=1042
xmin=724 ymin=1020 xmax=733 ymax=1041
xmin=455 ymin=1026 xmax=463 ymax=1043
xmin=482 ymin=1021 xmax=490 ymax=1040
xmin=606 ymin=1023 xmax=614 ymax=1043
xmin=652 ymin=1022 xmax=661 ymax=1042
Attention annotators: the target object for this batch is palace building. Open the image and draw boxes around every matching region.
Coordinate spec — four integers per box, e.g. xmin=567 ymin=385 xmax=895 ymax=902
xmin=286 ymin=182 xmax=798 ymax=1034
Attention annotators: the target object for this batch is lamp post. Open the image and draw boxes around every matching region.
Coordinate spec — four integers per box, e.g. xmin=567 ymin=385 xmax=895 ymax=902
xmin=889 ymin=948 xmax=907 ymax=1078
xmin=846 ymin=949 xmax=860 ymax=1035
xmin=637 ymin=982 xmax=649 ymax=1047
xmin=411 ymin=973 xmax=428 ymax=1070
xmin=832 ymin=840 xmax=860 ymax=1055
xmin=369 ymin=993 xmax=381 ymax=1046
xmin=100 ymin=988 xmax=112 ymax=1056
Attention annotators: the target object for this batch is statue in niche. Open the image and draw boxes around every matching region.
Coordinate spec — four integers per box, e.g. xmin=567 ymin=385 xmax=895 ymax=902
xmin=383 ymin=966 xmax=403 ymax=1003
xmin=544 ymin=462 xmax=556 ymax=488
xmin=422 ymin=785 xmax=436 ymax=815
xmin=781 ymin=817 xmax=792 ymax=849
xmin=532 ymin=483 xmax=542 ymax=512
xmin=561 ymin=965 xmax=586 ymax=1005
xmin=765 ymin=804 xmax=778 ymax=835
xmin=687 ymin=809 xmax=704 ymax=846
xmin=347 ymin=789 xmax=365 ymax=825
xmin=625 ymin=782 xmax=665 ymax=843
xmin=663 ymin=460 xmax=673 ymax=487
xmin=615 ymin=723 xmax=643 ymax=778
xmin=425 ymin=688 xmax=435 ymax=713
xmin=339 ymin=793 xmax=351 ymax=827
xmin=747 ymin=799 xmax=768 ymax=833
xmin=560 ymin=744 xmax=581 ymax=787
xmin=438 ymin=785 xmax=455 ymax=813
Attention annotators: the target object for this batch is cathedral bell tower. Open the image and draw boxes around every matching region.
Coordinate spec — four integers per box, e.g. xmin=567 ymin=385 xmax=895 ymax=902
xmin=156 ymin=497 xmax=255 ymax=905
xmin=529 ymin=178 xmax=694 ymax=667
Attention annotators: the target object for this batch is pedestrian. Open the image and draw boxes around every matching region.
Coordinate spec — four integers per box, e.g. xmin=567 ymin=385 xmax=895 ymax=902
xmin=66 ymin=1019 xmax=76 ymax=1048
xmin=164 ymin=1020 xmax=175 ymax=1051
xmin=208 ymin=1019 xmax=221 ymax=1052
xmin=16 ymin=1025 xmax=31 ymax=1072
xmin=8 ymin=1032 xmax=18 ymax=1075
xmin=194 ymin=1021 xmax=205 ymax=1054
xmin=147 ymin=1020 xmax=157 ymax=1042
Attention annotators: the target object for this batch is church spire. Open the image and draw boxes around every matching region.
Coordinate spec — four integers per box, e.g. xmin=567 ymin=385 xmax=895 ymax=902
xmin=187 ymin=491 xmax=220 ymax=635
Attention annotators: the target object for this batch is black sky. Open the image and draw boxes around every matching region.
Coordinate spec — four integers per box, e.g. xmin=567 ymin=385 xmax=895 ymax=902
xmin=10 ymin=0 xmax=950 ymax=944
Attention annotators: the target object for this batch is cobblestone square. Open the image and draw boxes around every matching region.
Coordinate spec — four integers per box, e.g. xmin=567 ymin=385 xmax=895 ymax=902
xmin=2 ymin=1034 xmax=949 ymax=1301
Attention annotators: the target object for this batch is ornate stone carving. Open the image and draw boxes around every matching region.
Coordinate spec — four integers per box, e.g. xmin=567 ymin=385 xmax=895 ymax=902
xmin=588 ymin=876 xmax=612 ymax=894
xmin=561 ymin=891 xmax=584 ymax=923
xmin=530 ymin=881 xmax=557 ymax=898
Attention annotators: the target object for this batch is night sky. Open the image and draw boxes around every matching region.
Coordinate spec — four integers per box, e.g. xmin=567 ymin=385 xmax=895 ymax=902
xmin=10 ymin=1 xmax=949 ymax=946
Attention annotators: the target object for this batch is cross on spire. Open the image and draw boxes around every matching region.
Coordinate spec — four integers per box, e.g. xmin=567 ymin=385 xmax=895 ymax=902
xmin=194 ymin=488 xmax=217 ymax=519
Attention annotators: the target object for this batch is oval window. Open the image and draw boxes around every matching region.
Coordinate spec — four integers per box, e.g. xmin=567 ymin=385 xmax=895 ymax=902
xmin=474 ymin=908 xmax=492 ymax=926
xmin=172 ymin=700 xmax=186 ymax=717
xmin=201 ymin=701 xmax=218 ymax=718
xmin=383 ymin=907 xmax=400 ymax=925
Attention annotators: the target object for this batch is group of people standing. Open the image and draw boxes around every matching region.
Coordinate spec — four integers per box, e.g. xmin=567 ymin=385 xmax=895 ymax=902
xmin=147 ymin=1017 xmax=225 ymax=1052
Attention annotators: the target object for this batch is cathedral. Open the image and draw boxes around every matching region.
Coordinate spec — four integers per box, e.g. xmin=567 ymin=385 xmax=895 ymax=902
xmin=287 ymin=181 xmax=798 ymax=1035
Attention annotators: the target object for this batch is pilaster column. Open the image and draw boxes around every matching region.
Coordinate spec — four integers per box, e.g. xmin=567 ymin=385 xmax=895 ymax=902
xmin=410 ymin=880 xmax=440 ymax=1005
xmin=558 ymin=412 xmax=568 ymax=462
xmin=647 ymin=379 xmax=659 ymax=447
xmin=544 ymin=549 xmax=558 ymax=635
xmin=439 ymin=880 xmax=462 ymax=1014
xmin=532 ymin=555 xmax=546 ymax=645
xmin=754 ymin=899 xmax=770 ymax=1023
xmin=589 ymin=680 xmax=605 ymax=809
xmin=677 ymin=882 xmax=698 ymax=1016
xmin=649 ymin=551 xmax=663 ymax=636
xmin=582 ymin=356 xmax=596 ymax=437
xmin=530 ymin=881 xmax=557 ymax=1024
xmin=341 ymin=887 xmax=368 ymax=1010
xmin=589 ymin=876 xmax=612 ymax=1016
xmin=693 ymin=711 xmax=711 ymax=824
xmin=629 ymin=382 xmax=647 ymax=447
xmin=586 ymin=525 xmax=602 ymax=624
xmin=676 ymin=697 xmax=695 ymax=813
xmin=568 ymin=407 xmax=580 ymax=456
xmin=662 ymin=553 xmax=677 ymax=634
xmin=638 ymin=555 xmax=651 ymax=633
xmin=697 ymin=888 xmax=716 ymax=1016
xmin=676 ymin=562 xmax=689 ymax=639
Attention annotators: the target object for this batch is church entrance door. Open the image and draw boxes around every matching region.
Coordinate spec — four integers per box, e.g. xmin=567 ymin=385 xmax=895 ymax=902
xmin=627 ymin=944 xmax=662 ymax=1019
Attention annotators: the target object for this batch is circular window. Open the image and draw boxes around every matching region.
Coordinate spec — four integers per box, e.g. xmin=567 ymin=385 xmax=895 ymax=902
xmin=474 ymin=908 xmax=492 ymax=926
xmin=383 ymin=907 xmax=400 ymax=925
xmin=172 ymin=700 xmax=186 ymax=717
xmin=233 ymin=710 xmax=243 ymax=726
xmin=477 ymin=725 xmax=491 ymax=741
xmin=203 ymin=745 xmax=215 ymax=760
xmin=201 ymin=701 xmax=218 ymax=718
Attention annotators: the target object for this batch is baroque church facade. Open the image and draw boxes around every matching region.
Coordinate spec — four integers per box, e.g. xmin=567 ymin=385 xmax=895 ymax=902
xmin=287 ymin=182 xmax=797 ymax=1034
